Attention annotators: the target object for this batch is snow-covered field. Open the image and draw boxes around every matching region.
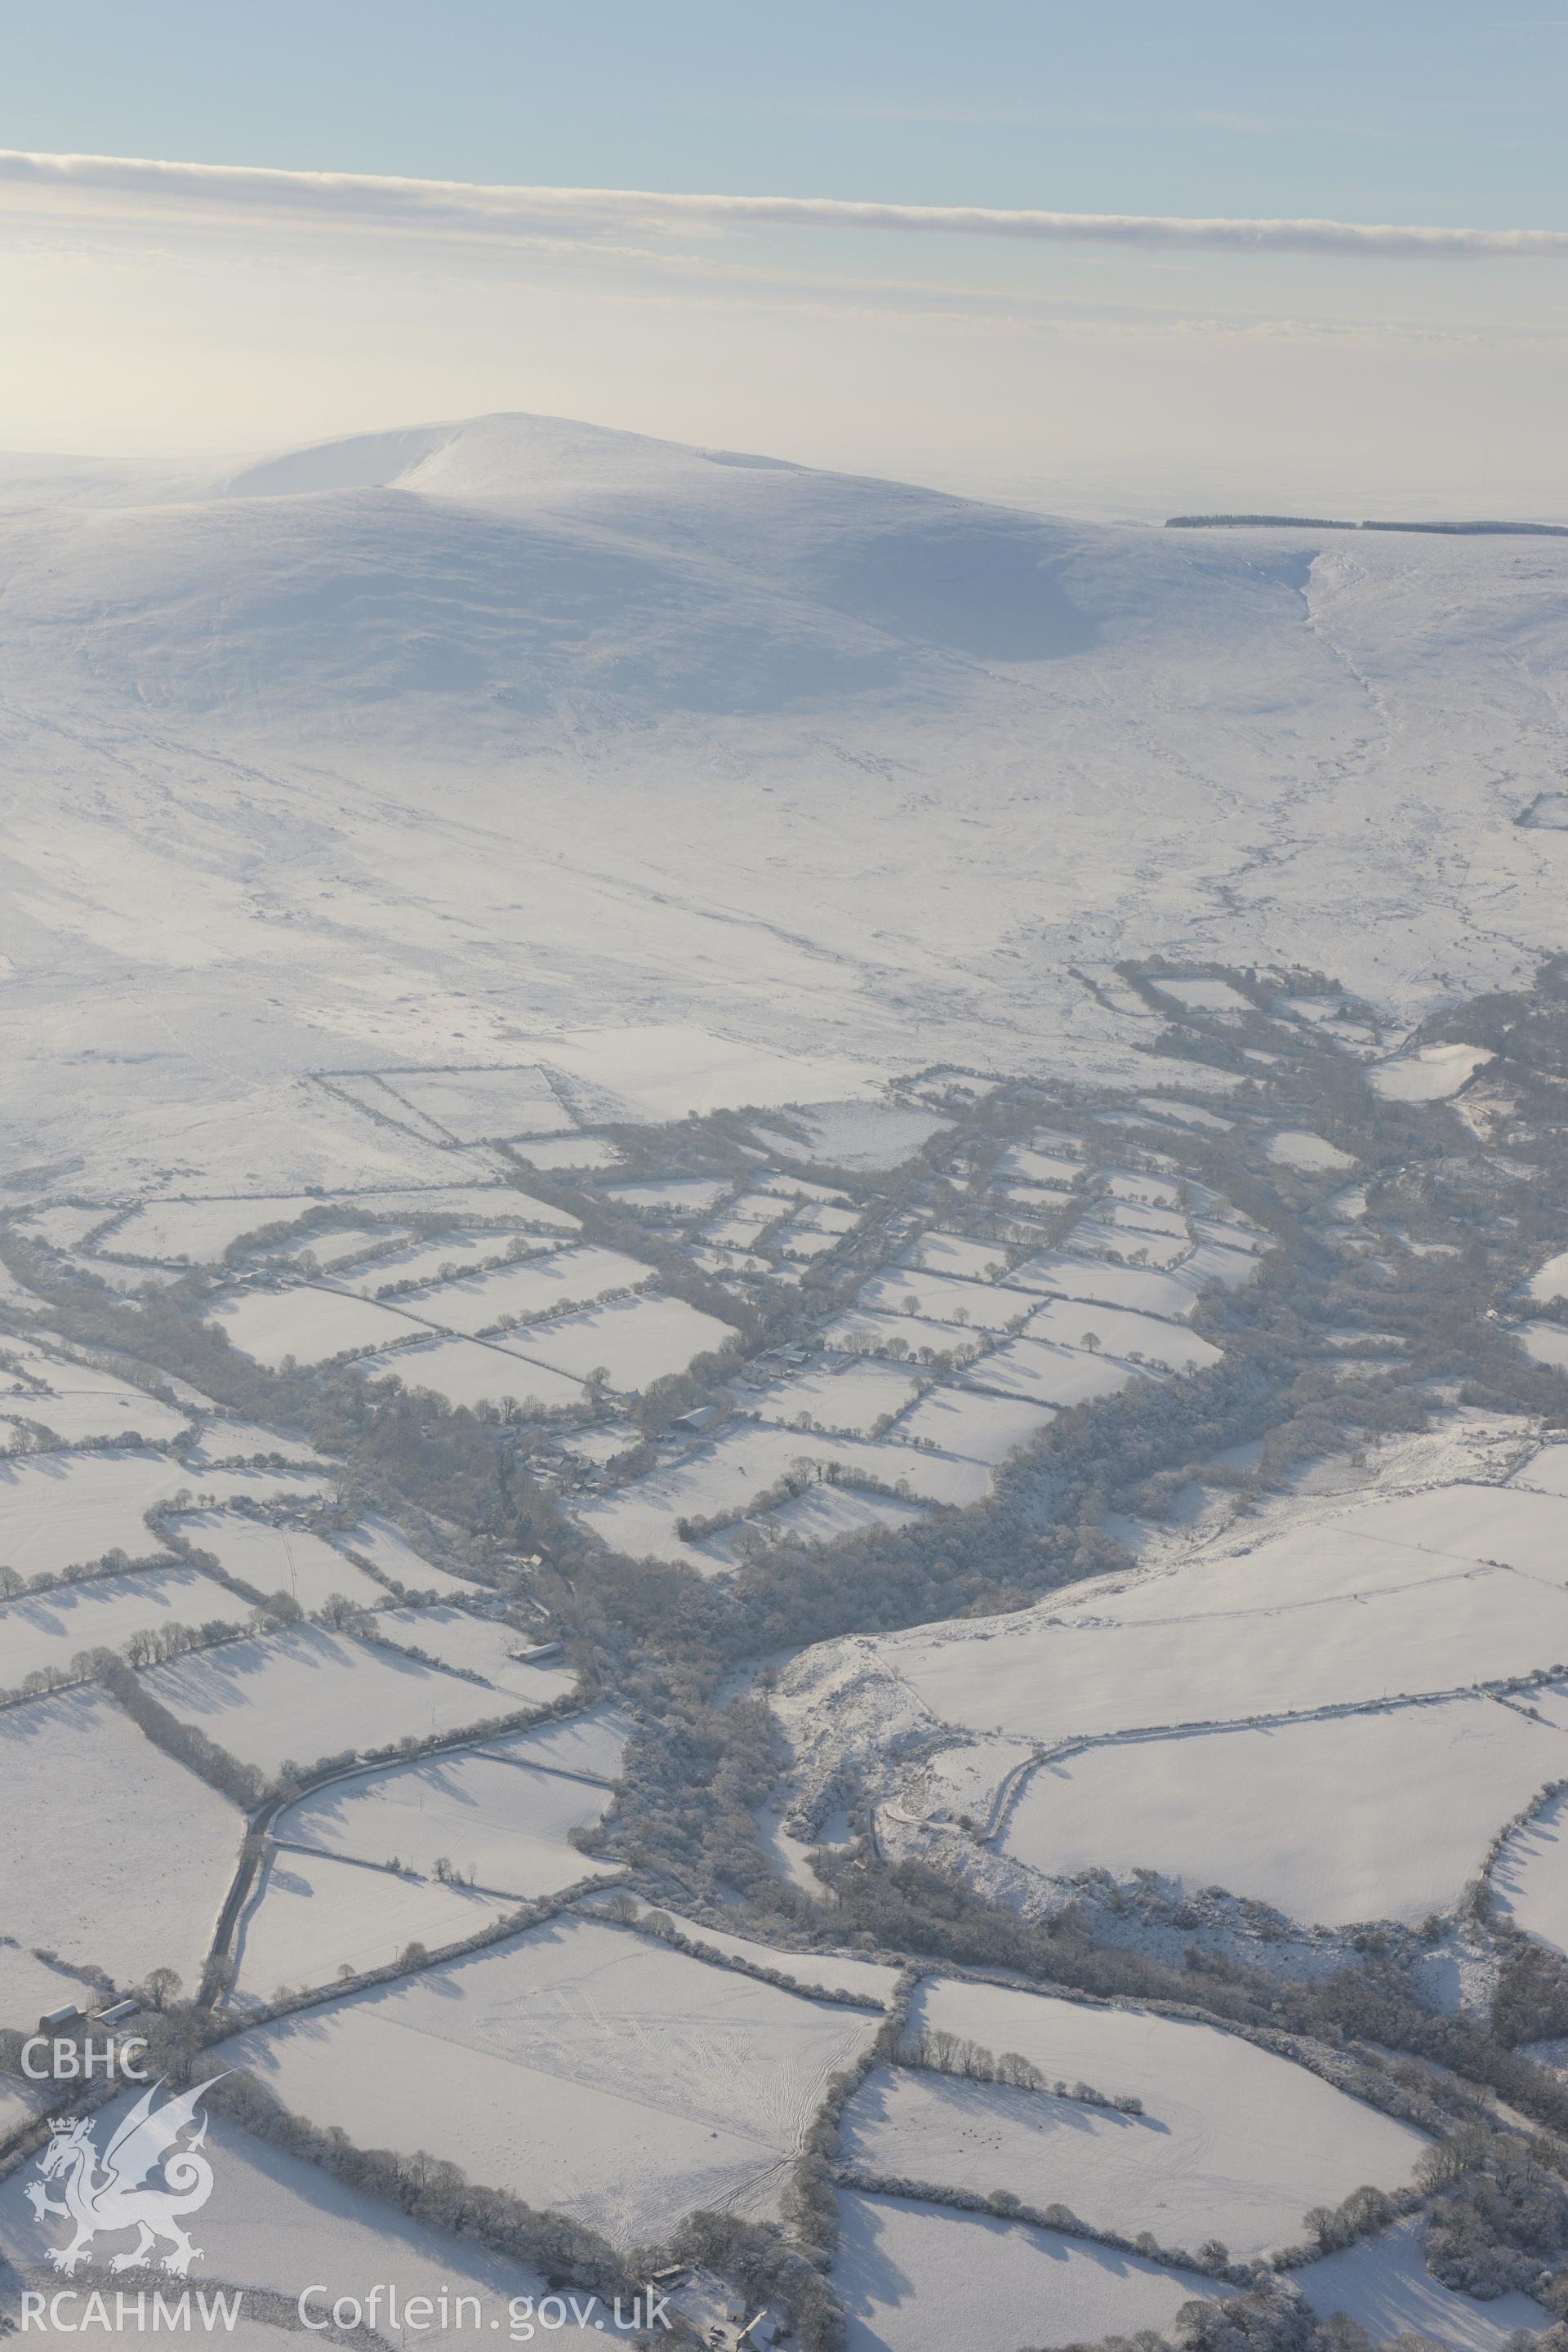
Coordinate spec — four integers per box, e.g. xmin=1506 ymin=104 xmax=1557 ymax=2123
xmin=1529 ymin=1253 xmax=1568 ymax=1307
xmin=207 ymin=1285 xmax=426 ymax=1368
xmin=856 ymin=1269 xmax=1031 ymax=1332
xmin=1368 ymin=1043 xmax=1495 ymax=1104
xmin=1493 ymin=1787 xmax=1568 ymax=1955
xmin=1068 ymin=1214 xmax=1193 ymax=1268
xmin=0 ymin=1561 xmax=243 ymax=1685
xmin=795 ymin=1487 xmax=1568 ymax=1751
xmin=768 ymin=1432 xmax=1568 ymax=1952
xmin=381 ymin=1066 xmax=575 ymax=1142
xmin=705 ymin=1213 xmax=777 ymax=1250
xmin=392 ymin=1245 xmax=650 ymax=1334
xmin=966 ymin=1336 xmax=1147 ymax=1408
xmin=0 ymin=2105 xmax=577 ymax=2351
xmin=751 ymin=1485 xmax=929 ymax=1547
xmin=1268 ymin=1130 xmax=1358 ymax=1174
xmin=947 ymin=1555 xmax=1568 ymax=1736
xmin=751 ymin=1103 xmax=948 ymax=1172
xmin=896 ymin=1385 xmax=1057 ymax=1463
xmin=1018 ymin=1297 xmax=1223 ymax=1370
xmin=1330 ymin=1477 xmax=1564 ymax=1566
xmin=1173 ymin=1237 xmax=1258 ymax=1290
xmin=490 ymin=1706 xmax=630 ymax=1784
xmin=1001 ymin=1692 xmax=1568 ymax=1928
xmin=229 ymin=1917 xmax=880 ymax=2247
xmin=369 ymin=1604 xmax=577 ymax=1704
xmin=0 ymin=1686 xmax=240 ymax=1989
xmin=747 ymin=1358 xmax=924 ymax=1437
xmin=0 ymin=1450 xmax=327 ymax=1584
xmin=272 ymin=1739 xmax=617 ymax=1896
xmin=172 ymin=1510 xmax=383 ymax=1611
xmin=1517 ymin=1322 xmax=1568 ymax=1374
xmin=791 ymin=1201 xmax=862 ymax=1235
xmin=1004 ymin=1253 xmax=1214 ymax=1318
xmin=901 ymin=1232 xmax=1011 ymax=1283
xmin=0 ymin=1343 xmax=191 ymax=1445
xmin=0 ymin=1266 xmax=47 ymax=1316
xmin=514 ymin=1135 xmax=621 ymax=1170
xmin=11 ymin=1206 xmax=115 ymax=1252
xmin=820 ymin=1307 xmax=987 ymax=1364
xmin=605 ymin=1909 xmax=901 ymax=2006
xmin=574 ymin=1420 xmax=990 ymax=1568
xmin=335 ymin=1512 xmax=479 ymax=1596
xmin=356 ymin=1183 xmax=578 ymax=1227
xmin=0 ymin=1447 xmax=180 ymax=1579
xmin=143 ymin=1624 xmax=527 ymax=1777
xmin=1000 ymin=1143 xmax=1085 ymax=1188
xmin=181 ymin=1415 xmax=330 ymax=1468
xmin=509 ymin=1290 xmax=737 ymax=1389
xmin=1295 ymin=2216 xmax=1548 ymax=2350
xmin=266 ymin=1221 xmax=414 ymax=1270
xmin=1152 ymin=978 xmax=1253 ymax=1013
xmin=1512 ymin=1442 xmax=1568 ymax=1495
xmin=337 ymin=1232 xmax=550 ymax=1295
xmin=0 ymin=1944 xmax=100 ymax=2038
xmin=849 ymin=1980 xmax=1424 ymax=2257
xmin=834 ymin=2194 xmax=1221 ymax=2352
xmin=1134 ymin=1099 xmax=1233 ymax=1132
xmin=763 ymin=1175 xmax=858 ymax=1209
xmin=231 ymin=1846 xmax=511 ymax=2007
xmin=357 ymin=1333 xmax=585 ymax=1411
xmin=604 ymin=1177 xmax=728 ymax=1214
xmin=103 ymin=1196 xmax=324 ymax=1264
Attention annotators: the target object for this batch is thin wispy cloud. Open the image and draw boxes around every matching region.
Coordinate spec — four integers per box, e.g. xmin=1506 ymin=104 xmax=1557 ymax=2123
xmin=3 ymin=149 xmax=1566 ymax=261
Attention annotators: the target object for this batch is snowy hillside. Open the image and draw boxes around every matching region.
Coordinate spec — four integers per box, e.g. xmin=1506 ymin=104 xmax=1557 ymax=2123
xmin=3 ymin=411 xmax=1568 ymax=1197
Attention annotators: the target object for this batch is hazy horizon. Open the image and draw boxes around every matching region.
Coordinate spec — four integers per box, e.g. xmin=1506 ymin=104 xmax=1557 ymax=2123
xmin=4 ymin=0 xmax=1566 ymax=514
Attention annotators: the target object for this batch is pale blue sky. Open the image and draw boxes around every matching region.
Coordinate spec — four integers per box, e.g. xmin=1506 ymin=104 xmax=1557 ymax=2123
xmin=3 ymin=3 xmax=1566 ymax=508
xmin=7 ymin=0 xmax=1566 ymax=226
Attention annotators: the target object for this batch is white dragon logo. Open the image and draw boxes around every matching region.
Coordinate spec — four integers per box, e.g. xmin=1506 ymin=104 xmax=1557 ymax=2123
xmin=25 ymin=2078 xmax=225 ymax=2277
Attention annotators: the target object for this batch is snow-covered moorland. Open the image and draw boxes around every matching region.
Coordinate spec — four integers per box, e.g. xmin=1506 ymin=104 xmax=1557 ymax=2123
xmin=2 ymin=412 xmax=1568 ymax=1201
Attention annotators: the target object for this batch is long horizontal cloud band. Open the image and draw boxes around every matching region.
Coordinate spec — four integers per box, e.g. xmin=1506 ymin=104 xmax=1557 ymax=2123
xmin=2 ymin=148 xmax=1566 ymax=261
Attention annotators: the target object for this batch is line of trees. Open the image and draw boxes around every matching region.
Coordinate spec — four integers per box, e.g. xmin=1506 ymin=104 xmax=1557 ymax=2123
xmin=893 ymin=2025 xmax=1143 ymax=2109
